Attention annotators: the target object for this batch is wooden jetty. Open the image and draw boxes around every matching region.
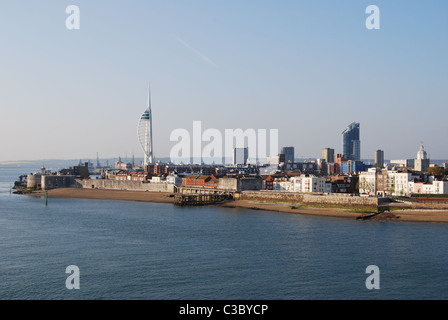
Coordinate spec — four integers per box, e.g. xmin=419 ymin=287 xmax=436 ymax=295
xmin=174 ymin=193 xmax=233 ymax=206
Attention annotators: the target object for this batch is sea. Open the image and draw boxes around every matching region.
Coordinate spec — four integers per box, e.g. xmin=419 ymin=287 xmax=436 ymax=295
xmin=1 ymin=163 xmax=448 ymax=300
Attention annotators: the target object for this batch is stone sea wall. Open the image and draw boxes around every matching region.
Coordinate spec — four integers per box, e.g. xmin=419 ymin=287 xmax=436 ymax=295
xmin=241 ymin=190 xmax=380 ymax=208
xmin=76 ymin=179 xmax=176 ymax=193
xmin=407 ymin=198 xmax=448 ymax=210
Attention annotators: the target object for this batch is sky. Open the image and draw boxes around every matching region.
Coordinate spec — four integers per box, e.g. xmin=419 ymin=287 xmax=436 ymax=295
xmin=0 ymin=0 xmax=447 ymax=162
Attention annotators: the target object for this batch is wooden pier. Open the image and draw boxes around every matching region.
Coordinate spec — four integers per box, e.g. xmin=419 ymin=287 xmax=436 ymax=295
xmin=174 ymin=193 xmax=233 ymax=206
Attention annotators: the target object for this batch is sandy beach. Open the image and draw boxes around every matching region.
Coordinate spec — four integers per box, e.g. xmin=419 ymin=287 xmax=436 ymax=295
xmin=30 ymin=188 xmax=448 ymax=223
xmin=219 ymin=200 xmax=448 ymax=223
xmin=34 ymin=188 xmax=175 ymax=203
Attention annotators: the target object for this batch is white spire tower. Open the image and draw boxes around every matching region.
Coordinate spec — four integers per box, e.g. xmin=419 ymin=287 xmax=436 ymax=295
xmin=138 ymin=83 xmax=154 ymax=165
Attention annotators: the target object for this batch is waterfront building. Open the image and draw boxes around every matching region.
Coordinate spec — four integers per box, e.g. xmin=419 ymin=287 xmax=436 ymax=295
xmin=167 ymin=174 xmax=182 ymax=186
xmin=262 ymin=173 xmax=291 ymax=191
xmin=342 ymin=122 xmax=360 ymax=161
xmin=411 ymin=181 xmax=433 ymax=194
xmin=433 ymin=180 xmax=448 ymax=194
xmin=182 ymin=175 xmax=220 ymax=188
xmin=128 ymin=171 xmax=150 ymax=181
xmin=406 ymin=176 xmax=448 ymax=195
xmin=301 ymin=175 xmax=326 ymax=193
xmin=326 ymin=175 xmax=358 ymax=194
xmin=393 ymin=171 xmax=420 ymax=196
xmin=359 ymin=167 xmax=428 ymax=197
xmin=263 ymin=175 xmax=274 ymax=190
xmin=180 ymin=174 xmax=262 ymax=191
xmin=359 ymin=167 xmax=380 ymax=195
xmin=138 ymin=84 xmax=154 ymax=165
xmin=266 ymin=174 xmax=325 ymax=193
xmin=273 ymin=180 xmax=293 ymax=191
xmin=377 ymin=169 xmax=396 ymax=197
xmin=290 ymin=176 xmax=302 ymax=192
xmin=358 ymin=168 xmax=395 ymax=197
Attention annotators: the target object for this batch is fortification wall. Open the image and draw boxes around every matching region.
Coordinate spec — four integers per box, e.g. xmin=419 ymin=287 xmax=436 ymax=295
xmin=240 ymin=177 xmax=263 ymax=191
xmin=241 ymin=191 xmax=379 ymax=208
xmin=241 ymin=190 xmax=304 ymax=203
xmin=76 ymin=179 xmax=175 ymax=193
xmin=409 ymin=203 xmax=448 ymax=209
xmin=42 ymin=175 xmax=75 ymax=190
xmin=407 ymin=198 xmax=448 ymax=210
xmin=27 ymin=173 xmax=41 ymax=189
xmin=218 ymin=178 xmax=239 ymax=191
xmin=218 ymin=177 xmax=262 ymax=191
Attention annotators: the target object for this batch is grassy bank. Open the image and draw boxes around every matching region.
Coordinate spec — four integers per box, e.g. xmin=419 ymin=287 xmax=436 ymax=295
xmin=242 ymin=199 xmax=378 ymax=214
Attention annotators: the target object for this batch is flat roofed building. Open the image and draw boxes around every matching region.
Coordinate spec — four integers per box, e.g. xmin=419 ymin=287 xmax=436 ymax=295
xmin=322 ymin=148 xmax=335 ymax=163
xmin=233 ymin=147 xmax=248 ymax=166
xmin=375 ymin=149 xmax=384 ymax=167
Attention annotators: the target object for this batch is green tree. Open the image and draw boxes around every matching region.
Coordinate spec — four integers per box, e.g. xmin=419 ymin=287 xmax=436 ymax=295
xmin=428 ymin=165 xmax=444 ymax=175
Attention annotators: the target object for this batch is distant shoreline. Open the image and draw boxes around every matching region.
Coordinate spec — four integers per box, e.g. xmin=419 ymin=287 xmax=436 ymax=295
xmin=28 ymin=188 xmax=448 ymax=223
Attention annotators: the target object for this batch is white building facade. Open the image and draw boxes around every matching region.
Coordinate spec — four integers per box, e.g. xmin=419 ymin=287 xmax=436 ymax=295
xmin=301 ymin=175 xmax=326 ymax=193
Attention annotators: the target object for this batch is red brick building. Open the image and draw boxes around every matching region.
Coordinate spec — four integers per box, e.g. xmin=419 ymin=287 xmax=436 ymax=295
xmin=181 ymin=175 xmax=220 ymax=188
xmin=263 ymin=175 xmax=274 ymax=190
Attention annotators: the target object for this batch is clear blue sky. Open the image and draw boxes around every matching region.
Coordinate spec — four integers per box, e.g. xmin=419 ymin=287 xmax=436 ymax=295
xmin=1 ymin=0 xmax=447 ymax=162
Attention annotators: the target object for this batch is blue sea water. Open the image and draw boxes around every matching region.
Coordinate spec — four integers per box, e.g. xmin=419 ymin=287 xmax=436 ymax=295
xmin=1 ymin=165 xmax=448 ymax=300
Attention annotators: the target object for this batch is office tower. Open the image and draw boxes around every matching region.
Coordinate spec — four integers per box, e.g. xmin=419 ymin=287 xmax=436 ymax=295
xmin=374 ymin=149 xmax=384 ymax=167
xmin=233 ymin=147 xmax=248 ymax=165
xmin=342 ymin=122 xmax=360 ymax=161
xmin=138 ymin=84 xmax=154 ymax=165
xmin=281 ymin=146 xmax=295 ymax=164
xmin=321 ymin=148 xmax=335 ymax=163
